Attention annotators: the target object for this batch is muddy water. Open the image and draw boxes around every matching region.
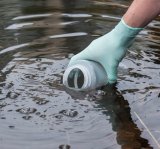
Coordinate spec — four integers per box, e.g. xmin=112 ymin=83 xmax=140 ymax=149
xmin=0 ymin=0 xmax=160 ymax=149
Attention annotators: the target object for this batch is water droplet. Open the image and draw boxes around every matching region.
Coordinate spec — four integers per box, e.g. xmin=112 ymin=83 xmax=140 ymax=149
xmin=88 ymin=98 xmax=94 ymax=101
xmin=59 ymin=109 xmax=78 ymax=117
xmin=0 ymin=102 xmax=7 ymax=108
xmin=22 ymin=115 xmax=32 ymax=120
xmin=40 ymin=114 xmax=46 ymax=118
xmin=84 ymin=94 xmax=90 ymax=100
xmin=25 ymin=74 xmax=36 ymax=79
xmin=96 ymin=90 xmax=106 ymax=96
xmin=39 ymin=67 xmax=46 ymax=71
xmin=35 ymin=112 xmax=41 ymax=115
xmin=55 ymin=114 xmax=63 ymax=119
xmin=7 ymin=92 xmax=19 ymax=99
xmin=92 ymin=90 xmax=106 ymax=100
xmin=33 ymin=97 xmax=49 ymax=105
xmin=16 ymin=107 xmax=37 ymax=114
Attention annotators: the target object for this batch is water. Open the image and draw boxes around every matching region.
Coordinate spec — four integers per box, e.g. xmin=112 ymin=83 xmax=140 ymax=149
xmin=0 ymin=0 xmax=160 ymax=148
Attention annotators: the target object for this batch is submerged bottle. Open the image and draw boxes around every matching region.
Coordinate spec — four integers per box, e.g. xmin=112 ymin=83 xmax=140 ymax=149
xmin=63 ymin=60 xmax=108 ymax=91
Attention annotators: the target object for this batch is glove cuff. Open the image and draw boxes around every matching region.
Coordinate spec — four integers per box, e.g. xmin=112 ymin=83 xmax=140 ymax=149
xmin=114 ymin=18 xmax=143 ymax=37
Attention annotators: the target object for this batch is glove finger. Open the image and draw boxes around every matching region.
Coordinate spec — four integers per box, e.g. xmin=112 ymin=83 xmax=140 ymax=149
xmin=69 ymin=47 xmax=93 ymax=66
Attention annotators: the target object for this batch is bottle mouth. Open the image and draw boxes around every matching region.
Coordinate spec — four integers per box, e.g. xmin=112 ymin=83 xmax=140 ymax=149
xmin=67 ymin=68 xmax=84 ymax=88
xmin=63 ymin=64 xmax=92 ymax=91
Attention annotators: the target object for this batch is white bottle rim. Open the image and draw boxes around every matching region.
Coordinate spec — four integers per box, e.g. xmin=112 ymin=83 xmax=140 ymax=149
xmin=63 ymin=63 xmax=92 ymax=91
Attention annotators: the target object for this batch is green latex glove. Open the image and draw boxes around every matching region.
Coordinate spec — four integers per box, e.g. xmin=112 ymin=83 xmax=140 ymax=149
xmin=69 ymin=19 xmax=143 ymax=84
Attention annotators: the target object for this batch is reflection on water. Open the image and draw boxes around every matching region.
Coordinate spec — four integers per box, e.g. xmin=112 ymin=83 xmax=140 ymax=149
xmin=0 ymin=0 xmax=160 ymax=149
xmin=97 ymin=86 xmax=153 ymax=149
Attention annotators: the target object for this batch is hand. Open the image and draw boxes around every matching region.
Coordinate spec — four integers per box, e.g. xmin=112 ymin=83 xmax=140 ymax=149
xmin=69 ymin=32 xmax=126 ymax=84
xmin=69 ymin=19 xmax=142 ymax=84
xmin=69 ymin=19 xmax=141 ymax=84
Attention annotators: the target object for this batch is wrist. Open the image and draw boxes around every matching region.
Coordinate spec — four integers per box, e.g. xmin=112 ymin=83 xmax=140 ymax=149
xmin=123 ymin=13 xmax=147 ymax=28
xmin=111 ymin=19 xmax=143 ymax=47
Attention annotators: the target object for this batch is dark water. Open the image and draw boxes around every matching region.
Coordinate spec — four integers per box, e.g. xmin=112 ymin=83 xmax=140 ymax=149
xmin=0 ymin=0 xmax=160 ymax=149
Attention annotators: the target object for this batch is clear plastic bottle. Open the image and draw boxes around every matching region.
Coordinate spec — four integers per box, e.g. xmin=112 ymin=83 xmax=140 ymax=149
xmin=63 ymin=60 xmax=108 ymax=91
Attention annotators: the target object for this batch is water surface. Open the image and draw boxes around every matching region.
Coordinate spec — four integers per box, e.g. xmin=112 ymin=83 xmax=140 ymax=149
xmin=0 ymin=0 xmax=160 ymax=149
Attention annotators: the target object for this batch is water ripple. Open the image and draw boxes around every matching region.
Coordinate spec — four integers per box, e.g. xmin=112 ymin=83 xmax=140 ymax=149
xmin=12 ymin=14 xmax=53 ymax=20
xmin=0 ymin=43 xmax=30 ymax=55
xmin=62 ymin=13 xmax=92 ymax=18
xmin=0 ymin=0 xmax=160 ymax=148
xmin=5 ymin=23 xmax=33 ymax=30
xmin=50 ymin=32 xmax=88 ymax=39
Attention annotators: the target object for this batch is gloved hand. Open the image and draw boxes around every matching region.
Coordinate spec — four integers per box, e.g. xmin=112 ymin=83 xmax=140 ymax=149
xmin=69 ymin=19 xmax=142 ymax=84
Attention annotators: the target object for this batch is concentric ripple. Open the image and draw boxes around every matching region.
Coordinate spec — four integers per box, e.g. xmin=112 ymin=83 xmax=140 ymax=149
xmin=0 ymin=0 xmax=160 ymax=149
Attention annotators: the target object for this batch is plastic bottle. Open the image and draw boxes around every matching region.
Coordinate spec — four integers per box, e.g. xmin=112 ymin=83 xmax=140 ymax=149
xmin=63 ymin=60 xmax=108 ymax=91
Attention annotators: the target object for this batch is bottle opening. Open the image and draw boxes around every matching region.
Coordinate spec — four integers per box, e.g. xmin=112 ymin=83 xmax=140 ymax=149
xmin=67 ymin=68 xmax=84 ymax=89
